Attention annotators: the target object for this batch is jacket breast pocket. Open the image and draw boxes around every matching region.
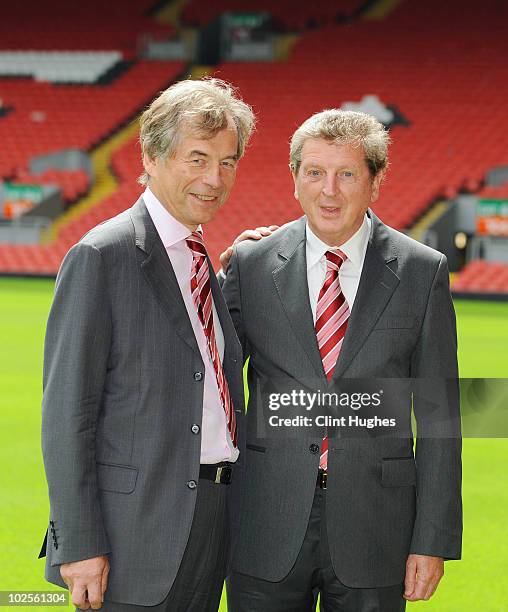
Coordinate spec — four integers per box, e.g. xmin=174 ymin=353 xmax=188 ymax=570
xmin=374 ymin=316 xmax=415 ymax=330
xmin=381 ymin=457 xmax=416 ymax=487
xmin=97 ymin=462 xmax=138 ymax=494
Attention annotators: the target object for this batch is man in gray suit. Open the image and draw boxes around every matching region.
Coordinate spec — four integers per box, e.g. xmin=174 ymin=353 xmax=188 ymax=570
xmin=220 ymin=109 xmax=462 ymax=611
xmin=40 ymin=78 xmax=254 ymax=611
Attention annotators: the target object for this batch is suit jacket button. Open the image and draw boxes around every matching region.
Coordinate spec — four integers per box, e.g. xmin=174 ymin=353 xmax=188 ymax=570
xmin=191 ymin=424 xmax=200 ymax=434
xmin=194 ymin=372 xmax=203 ymax=381
xmin=187 ymin=480 xmax=197 ymax=489
xmin=309 ymin=444 xmax=319 ymax=454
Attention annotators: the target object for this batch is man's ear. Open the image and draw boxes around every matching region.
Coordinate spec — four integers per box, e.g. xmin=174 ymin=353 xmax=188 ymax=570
xmin=370 ymin=170 xmax=384 ymax=204
xmin=291 ymin=170 xmax=299 ymax=201
xmin=142 ymin=152 xmax=157 ymax=179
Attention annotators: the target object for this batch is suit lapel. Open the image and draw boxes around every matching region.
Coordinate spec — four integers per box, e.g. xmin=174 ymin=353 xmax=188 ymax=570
xmin=130 ymin=197 xmax=201 ymax=358
xmin=272 ymin=218 xmax=326 ymax=380
xmin=332 ymin=211 xmax=400 ymax=378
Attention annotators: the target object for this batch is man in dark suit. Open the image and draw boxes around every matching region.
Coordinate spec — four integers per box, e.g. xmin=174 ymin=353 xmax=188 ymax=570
xmin=40 ymin=78 xmax=254 ymax=611
xmin=220 ymin=109 xmax=462 ymax=611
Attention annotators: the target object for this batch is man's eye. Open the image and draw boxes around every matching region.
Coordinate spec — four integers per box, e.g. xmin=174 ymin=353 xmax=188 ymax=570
xmin=191 ymin=158 xmax=205 ymax=166
xmin=221 ymin=160 xmax=236 ymax=169
xmin=306 ymin=169 xmax=322 ymax=177
xmin=342 ymin=171 xmax=354 ymax=178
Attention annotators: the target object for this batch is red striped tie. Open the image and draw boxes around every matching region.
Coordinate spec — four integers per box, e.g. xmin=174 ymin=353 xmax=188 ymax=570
xmin=186 ymin=231 xmax=237 ymax=447
xmin=315 ymin=249 xmax=349 ymax=470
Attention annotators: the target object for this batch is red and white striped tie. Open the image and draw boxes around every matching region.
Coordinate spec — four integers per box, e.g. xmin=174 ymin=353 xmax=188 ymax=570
xmin=315 ymin=249 xmax=349 ymax=470
xmin=186 ymin=231 xmax=237 ymax=447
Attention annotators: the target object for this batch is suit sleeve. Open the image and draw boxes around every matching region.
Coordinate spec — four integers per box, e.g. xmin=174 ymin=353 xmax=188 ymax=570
xmin=41 ymin=241 xmax=112 ymax=565
xmin=221 ymin=248 xmax=250 ymax=362
xmin=409 ymin=254 xmax=462 ymax=559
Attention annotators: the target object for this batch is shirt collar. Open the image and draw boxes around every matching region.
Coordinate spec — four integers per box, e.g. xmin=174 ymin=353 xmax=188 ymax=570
xmin=306 ymin=214 xmax=371 ymax=270
xmin=143 ymin=186 xmax=202 ymax=248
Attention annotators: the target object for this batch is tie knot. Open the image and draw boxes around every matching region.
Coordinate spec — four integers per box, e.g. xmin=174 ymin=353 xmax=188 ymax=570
xmin=325 ymin=249 xmax=346 ymax=270
xmin=186 ymin=231 xmax=207 ymax=258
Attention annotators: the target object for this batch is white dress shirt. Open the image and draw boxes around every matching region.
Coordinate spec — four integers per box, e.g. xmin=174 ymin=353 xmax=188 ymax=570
xmin=306 ymin=215 xmax=371 ymax=322
xmin=143 ymin=187 xmax=238 ymax=464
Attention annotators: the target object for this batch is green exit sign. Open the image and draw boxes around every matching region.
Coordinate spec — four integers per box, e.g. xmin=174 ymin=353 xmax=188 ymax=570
xmin=477 ymin=199 xmax=508 ymax=217
xmin=4 ymin=182 xmax=44 ymax=203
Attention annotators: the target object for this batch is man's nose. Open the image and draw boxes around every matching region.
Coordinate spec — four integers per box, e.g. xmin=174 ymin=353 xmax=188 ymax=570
xmin=322 ymin=173 xmax=337 ymax=198
xmin=203 ymin=164 xmax=222 ymax=189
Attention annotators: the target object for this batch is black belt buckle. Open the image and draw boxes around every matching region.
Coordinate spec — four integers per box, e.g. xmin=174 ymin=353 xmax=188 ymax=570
xmin=215 ymin=465 xmax=232 ymax=485
xmin=317 ymin=470 xmax=327 ymax=490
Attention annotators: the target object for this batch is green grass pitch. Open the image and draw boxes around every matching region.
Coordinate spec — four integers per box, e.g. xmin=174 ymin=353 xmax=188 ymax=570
xmin=0 ymin=277 xmax=506 ymax=611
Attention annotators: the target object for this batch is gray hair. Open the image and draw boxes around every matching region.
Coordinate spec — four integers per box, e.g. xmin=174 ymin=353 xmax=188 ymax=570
xmin=289 ymin=109 xmax=390 ymax=177
xmin=139 ymin=78 xmax=255 ymax=185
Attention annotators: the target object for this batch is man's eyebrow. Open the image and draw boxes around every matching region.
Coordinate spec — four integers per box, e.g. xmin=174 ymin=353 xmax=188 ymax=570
xmin=186 ymin=150 xmax=238 ymax=161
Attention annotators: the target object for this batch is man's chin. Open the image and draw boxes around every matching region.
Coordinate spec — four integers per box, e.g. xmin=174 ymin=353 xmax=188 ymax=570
xmin=311 ymin=221 xmax=348 ymax=245
xmin=190 ymin=210 xmax=222 ymax=228
xmin=190 ymin=202 xmax=223 ymax=224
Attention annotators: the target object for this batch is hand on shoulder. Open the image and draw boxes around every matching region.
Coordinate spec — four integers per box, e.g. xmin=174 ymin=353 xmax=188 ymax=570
xmin=219 ymin=225 xmax=279 ymax=272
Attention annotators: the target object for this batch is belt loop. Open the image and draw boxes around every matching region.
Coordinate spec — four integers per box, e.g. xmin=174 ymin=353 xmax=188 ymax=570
xmin=317 ymin=470 xmax=327 ymax=489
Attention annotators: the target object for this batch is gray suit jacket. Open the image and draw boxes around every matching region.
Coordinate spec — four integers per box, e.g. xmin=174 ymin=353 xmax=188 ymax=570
xmin=40 ymin=197 xmax=245 ymax=606
xmin=221 ymin=210 xmax=462 ymax=588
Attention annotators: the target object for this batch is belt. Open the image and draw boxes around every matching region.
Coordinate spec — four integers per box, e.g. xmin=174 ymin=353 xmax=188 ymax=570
xmin=199 ymin=462 xmax=233 ymax=485
xmin=316 ymin=469 xmax=327 ymax=490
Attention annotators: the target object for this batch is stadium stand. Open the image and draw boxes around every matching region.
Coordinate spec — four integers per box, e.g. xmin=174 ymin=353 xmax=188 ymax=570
xmin=0 ymin=0 xmax=507 ymax=294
